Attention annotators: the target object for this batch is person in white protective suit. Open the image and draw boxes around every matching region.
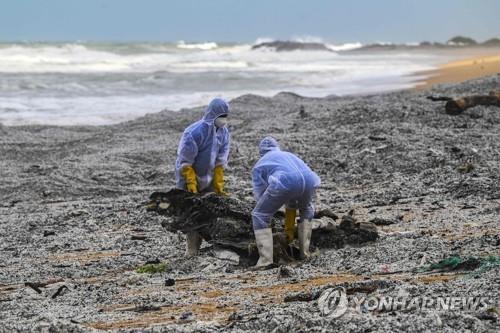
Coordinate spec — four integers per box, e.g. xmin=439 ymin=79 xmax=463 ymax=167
xmin=251 ymin=137 xmax=320 ymax=268
xmin=175 ymin=98 xmax=230 ymax=257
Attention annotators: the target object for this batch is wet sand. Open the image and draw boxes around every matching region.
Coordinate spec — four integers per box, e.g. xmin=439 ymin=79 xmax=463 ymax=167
xmin=416 ymin=53 xmax=500 ymax=89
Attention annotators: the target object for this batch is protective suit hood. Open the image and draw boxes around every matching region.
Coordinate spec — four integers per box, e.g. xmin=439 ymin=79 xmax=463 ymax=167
xmin=259 ymin=136 xmax=280 ymax=157
xmin=202 ymin=98 xmax=229 ymax=123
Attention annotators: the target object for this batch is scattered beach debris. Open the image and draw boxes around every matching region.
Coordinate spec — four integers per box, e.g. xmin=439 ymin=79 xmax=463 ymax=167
xmin=426 ymin=96 xmax=453 ymax=102
xmin=284 ymin=280 xmax=390 ymax=303
xmin=130 ymin=234 xmax=148 ymax=241
xmin=179 ymin=311 xmax=194 ymax=321
xmin=2 ymin=75 xmax=500 ymax=331
xmin=147 ymin=189 xmax=379 ymax=266
xmin=369 ymin=217 xmax=397 ymax=225
xmin=368 ymin=135 xmax=387 ymax=141
xmin=475 ymin=311 xmax=498 ymax=322
xmin=284 ymin=290 xmax=318 ymax=303
xmin=24 ymin=279 xmax=64 ymax=294
xmin=314 ymin=208 xmax=339 ymax=220
xmin=135 ymin=263 xmax=167 ymax=274
xmin=43 ymin=230 xmax=56 ymax=237
xmin=298 ymin=105 xmax=309 ymax=118
xmin=457 ymin=161 xmax=474 ymax=173
xmin=164 ymin=277 xmax=175 ymax=287
xmin=114 ymin=305 xmax=162 ymax=313
xmin=213 ymin=249 xmax=240 ymax=265
xmin=425 ymin=255 xmax=500 ymax=275
xmin=50 ymin=285 xmax=69 ymax=299
xmin=277 ymin=266 xmax=294 ymax=278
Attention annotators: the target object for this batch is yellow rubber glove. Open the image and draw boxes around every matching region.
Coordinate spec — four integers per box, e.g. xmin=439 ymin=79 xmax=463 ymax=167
xmin=181 ymin=165 xmax=198 ymax=193
xmin=284 ymin=208 xmax=297 ymax=243
xmin=212 ymin=165 xmax=227 ymax=196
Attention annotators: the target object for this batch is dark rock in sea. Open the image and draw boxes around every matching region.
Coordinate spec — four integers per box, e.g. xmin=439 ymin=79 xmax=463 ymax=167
xmin=252 ymin=41 xmax=332 ymax=52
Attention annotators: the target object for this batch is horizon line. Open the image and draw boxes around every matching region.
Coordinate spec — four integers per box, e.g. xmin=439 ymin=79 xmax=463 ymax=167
xmin=0 ymin=35 xmax=498 ymax=45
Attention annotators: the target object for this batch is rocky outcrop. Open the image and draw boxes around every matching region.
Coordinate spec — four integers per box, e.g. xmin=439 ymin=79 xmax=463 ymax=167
xmin=252 ymin=41 xmax=332 ymax=52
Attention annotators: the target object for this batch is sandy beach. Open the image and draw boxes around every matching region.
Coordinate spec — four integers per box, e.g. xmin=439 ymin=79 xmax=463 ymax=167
xmin=1 ymin=72 xmax=499 ymax=332
xmin=416 ymin=53 xmax=500 ymax=89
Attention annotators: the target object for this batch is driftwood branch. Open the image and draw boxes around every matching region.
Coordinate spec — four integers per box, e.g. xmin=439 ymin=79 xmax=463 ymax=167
xmin=428 ymin=90 xmax=500 ymax=115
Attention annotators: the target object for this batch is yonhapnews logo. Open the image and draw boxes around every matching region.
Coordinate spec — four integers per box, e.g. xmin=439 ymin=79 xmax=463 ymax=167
xmin=318 ymin=287 xmax=494 ymax=318
xmin=318 ymin=286 xmax=349 ymax=318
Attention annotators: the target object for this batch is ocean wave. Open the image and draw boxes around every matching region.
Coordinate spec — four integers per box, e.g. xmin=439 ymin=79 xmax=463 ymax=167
xmin=0 ymin=44 xmax=135 ymax=73
xmin=0 ymin=41 xmax=444 ymax=75
xmin=326 ymin=42 xmax=363 ymax=52
xmin=290 ymin=36 xmax=326 ymax=44
xmin=0 ymin=42 xmax=255 ymax=73
xmin=253 ymin=36 xmax=327 ymax=45
xmin=0 ymin=90 xmax=275 ymax=126
xmin=177 ymin=41 xmax=218 ymax=50
xmin=253 ymin=37 xmax=275 ymax=45
xmin=172 ymin=61 xmax=249 ymax=69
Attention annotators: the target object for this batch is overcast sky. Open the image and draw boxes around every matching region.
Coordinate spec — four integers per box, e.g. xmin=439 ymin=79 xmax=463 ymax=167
xmin=1 ymin=0 xmax=499 ymax=43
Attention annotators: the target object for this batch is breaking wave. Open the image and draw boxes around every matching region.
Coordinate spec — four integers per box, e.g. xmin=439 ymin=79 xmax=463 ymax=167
xmin=176 ymin=40 xmax=218 ymax=50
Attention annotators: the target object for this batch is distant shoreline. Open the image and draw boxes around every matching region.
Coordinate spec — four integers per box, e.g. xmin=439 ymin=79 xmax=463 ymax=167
xmin=414 ymin=53 xmax=500 ymax=90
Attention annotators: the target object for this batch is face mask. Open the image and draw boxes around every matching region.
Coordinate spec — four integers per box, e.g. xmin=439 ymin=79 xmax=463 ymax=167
xmin=214 ymin=117 xmax=228 ymax=128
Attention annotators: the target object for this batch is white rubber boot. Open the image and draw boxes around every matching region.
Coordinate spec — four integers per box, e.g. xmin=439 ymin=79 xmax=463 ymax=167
xmin=298 ymin=220 xmax=312 ymax=259
xmin=254 ymin=228 xmax=274 ymax=268
xmin=184 ymin=231 xmax=202 ymax=257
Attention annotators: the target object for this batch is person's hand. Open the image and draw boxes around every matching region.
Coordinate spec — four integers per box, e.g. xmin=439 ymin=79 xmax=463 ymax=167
xmin=212 ymin=165 xmax=227 ymax=196
xmin=181 ymin=165 xmax=198 ymax=193
xmin=186 ymin=182 xmax=198 ymax=193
